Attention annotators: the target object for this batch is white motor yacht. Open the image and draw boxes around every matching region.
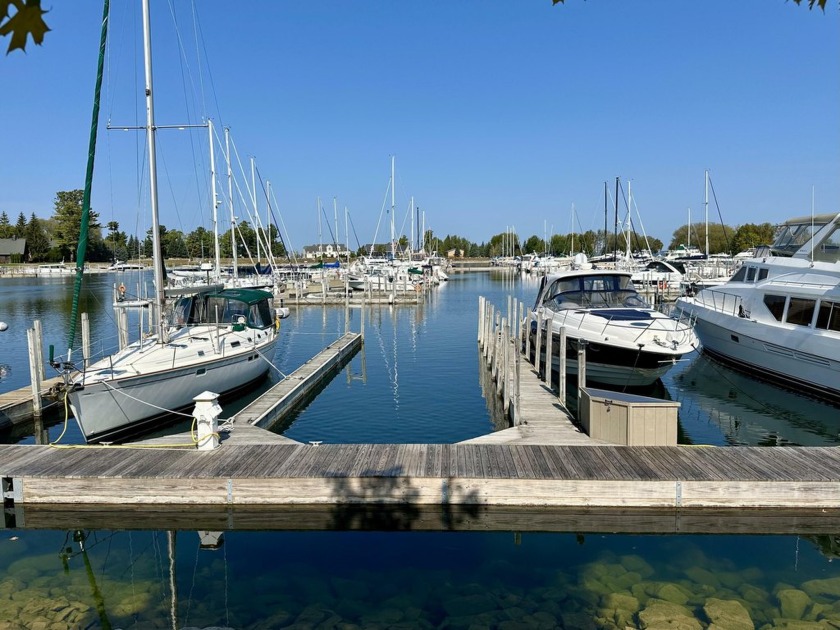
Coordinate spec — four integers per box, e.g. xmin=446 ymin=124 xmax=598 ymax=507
xmin=528 ymin=256 xmax=698 ymax=387
xmin=675 ymin=212 xmax=840 ymax=405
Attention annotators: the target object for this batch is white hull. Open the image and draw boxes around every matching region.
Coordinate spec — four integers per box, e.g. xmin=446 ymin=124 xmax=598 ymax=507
xmin=677 ymin=297 xmax=840 ymax=403
xmin=69 ymin=325 xmax=277 ymax=442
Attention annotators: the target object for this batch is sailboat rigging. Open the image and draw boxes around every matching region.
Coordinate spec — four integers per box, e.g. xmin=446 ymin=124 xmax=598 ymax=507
xmin=54 ymin=0 xmax=289 ymax=443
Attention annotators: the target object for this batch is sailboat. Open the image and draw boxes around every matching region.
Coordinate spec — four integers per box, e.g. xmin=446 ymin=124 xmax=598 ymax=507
xmin=60 ymin=0 xmax=288 ymax=443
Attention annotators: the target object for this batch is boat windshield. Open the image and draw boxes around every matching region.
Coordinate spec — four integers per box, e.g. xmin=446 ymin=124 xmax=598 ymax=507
xmin=543 ymin=274 xmax=647 ymax=309
xmin=172 ymin=294 xmax=273 ymax=328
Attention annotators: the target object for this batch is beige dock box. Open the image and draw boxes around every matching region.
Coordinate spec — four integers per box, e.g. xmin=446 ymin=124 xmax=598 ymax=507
xmin=579 ymin=387 xmax=680 ymax=446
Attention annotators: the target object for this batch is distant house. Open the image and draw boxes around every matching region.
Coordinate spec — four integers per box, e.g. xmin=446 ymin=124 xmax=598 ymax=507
xmin=302 ymin=243 xmax=351 ymax=260
xmin=446 ymin=248 xmax=465 ymax=258
xmin=0 ymin=237 xmax=27 ymax=263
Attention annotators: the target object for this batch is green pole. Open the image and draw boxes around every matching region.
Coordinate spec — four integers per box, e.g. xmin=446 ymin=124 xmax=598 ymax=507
xmin=67 ymin=0 xmax=110 ymax=358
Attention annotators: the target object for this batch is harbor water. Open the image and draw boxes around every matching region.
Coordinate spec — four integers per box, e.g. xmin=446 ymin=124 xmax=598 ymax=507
xmin=1 ymin=271 xmax=839 ymax=629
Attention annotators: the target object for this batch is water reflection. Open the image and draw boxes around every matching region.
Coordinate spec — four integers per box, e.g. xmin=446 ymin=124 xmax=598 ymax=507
xmin=670 ymin=353 xmax=840 ymax=446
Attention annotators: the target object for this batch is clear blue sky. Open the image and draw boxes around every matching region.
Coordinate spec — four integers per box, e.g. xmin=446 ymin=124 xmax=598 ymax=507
xmin=2 ymin=1 xmax=838 ymax=253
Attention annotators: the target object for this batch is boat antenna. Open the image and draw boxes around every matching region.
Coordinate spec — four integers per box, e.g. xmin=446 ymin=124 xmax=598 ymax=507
xmin=811 ymin=185 xmax=815 ymax=264
xmin=66 ymin=0 xmax=110 ymax=361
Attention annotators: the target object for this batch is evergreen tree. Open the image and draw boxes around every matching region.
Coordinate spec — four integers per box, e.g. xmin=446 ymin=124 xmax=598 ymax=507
xmin=14 ymin=212 xmax=27 ymax=238
xmin=0 ymin=211 xmax=11 ymax=238
xmin=25 ymin=213 xmax=51 ymax=262
xmin=51 ymin=189 xmax=100 ymax=262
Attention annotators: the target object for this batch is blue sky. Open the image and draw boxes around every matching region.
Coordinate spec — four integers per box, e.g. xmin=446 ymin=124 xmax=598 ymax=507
xmin=1 ymin=1 xmax=838 ymax=253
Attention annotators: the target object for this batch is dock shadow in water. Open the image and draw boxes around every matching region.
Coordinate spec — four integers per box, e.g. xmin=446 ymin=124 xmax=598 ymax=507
xmin=327 ymin=470 xmax=481 ymax=531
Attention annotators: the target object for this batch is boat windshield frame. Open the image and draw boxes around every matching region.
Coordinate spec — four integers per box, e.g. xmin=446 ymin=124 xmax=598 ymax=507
xmin=542 ymin=273 xmax=648 ymax=310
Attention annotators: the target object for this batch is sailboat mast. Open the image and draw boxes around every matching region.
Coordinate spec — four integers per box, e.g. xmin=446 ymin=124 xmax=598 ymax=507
xmin=390 ymin=155 xmax=396 ymax=259
xmin=141 ymin=0 xmax=167 ymax=343
xmin=225 ymin=127 xmax=238 ymax=279
xmin=209 ymin=119 xmax=220 ymax=279
xmin=704 ymin=169 xmax=709 ymax=258
xmin=251 ymin=158 xmax=260 ymax=264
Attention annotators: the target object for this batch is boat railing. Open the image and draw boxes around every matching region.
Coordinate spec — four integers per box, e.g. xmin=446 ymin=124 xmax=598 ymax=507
xmin=696 ymin=288 xmax=743 ymax=317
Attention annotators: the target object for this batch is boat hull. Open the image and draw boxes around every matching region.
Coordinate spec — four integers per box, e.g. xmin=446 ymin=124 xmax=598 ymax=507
xmin=69 ymin=335 xmax=277 ymax=443
xmin=679 ymin=302 xmax=840 ymax=405
xmin=528 ymin=332 xmax=683 ymax=387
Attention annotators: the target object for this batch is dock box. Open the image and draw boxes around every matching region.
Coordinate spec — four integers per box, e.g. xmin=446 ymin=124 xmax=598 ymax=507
xmin=579 ymin=387 xmax=680 ymax=446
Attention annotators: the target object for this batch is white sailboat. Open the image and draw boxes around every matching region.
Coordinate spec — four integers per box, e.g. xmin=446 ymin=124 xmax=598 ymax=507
xmin=62 ymin=0 xmax=288 ymax=443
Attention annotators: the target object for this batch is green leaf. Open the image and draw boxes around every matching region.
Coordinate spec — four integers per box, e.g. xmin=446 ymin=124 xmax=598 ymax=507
xmin=0 ymin=0 xmax=50 ymax=54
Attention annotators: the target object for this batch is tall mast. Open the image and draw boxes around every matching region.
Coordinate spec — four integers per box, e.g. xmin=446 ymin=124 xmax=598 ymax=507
xmin=603 ymin=181 xmax=608 ymax=257
xmin=209 ymin=119 xmax=220 ymax=279
xmin=141 ymin=0 xmax=167 ymax=343
xmin=265 ymin=180 xmax=272 ymax=266
xmin=250 ymin=157 xmax=260 ymax=264
xmin=390 ymin=155 xmax=396 ymax=259
xmin=704 ymin=169 xmax=709 ymax=257
xmin=225 ymin=127 xmax=237 ymax=279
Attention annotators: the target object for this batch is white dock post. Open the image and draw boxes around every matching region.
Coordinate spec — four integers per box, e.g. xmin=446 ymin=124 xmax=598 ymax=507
xmin=360 ymin=292 xmax=366 ymax=340
xmin=522 ymin=304 xmax=529 ymax=361
xmin=492 ymin=312 xmax=501 ymax=379
xmin=577 ymin=340 xmax=587 ymax=393
xmin=544 ymin=315 xmax=554 ymax=387
xmin=27 ymin=328 xmax=42 ymax=418
xmin=497 ymin=316 xmax=507 ymax=396
xmin=33 ymin=319 xmax=45 ymax=381
xmin=118 ymin=308 xmax=129 ymax=350
xmin=485 ymin=304 xmax=495 ymax=362
xmin=478 ymin=296 xmax=485 ymax=345
xmin=193 ymin=391 xmax=222 ymax=451
xmin=558 ymin=325 xmax=567 ymax=404
xmin=534 ymin=310 xmax=543 ymax=376
xmin=81 ymin=313 xmax=91 ymax=369
xmin=513 ymin=329 xmax=521 ymax=425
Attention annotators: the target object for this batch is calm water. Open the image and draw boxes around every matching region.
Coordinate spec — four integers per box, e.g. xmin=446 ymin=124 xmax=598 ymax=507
xmin=1 ymin=271 xmax=839 ymax=629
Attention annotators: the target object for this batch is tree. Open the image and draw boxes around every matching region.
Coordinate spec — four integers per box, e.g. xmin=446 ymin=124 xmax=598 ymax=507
xmin=0 ymin=0 xmax=50 ymax=55
xmin=731 ymin=222 xmax=776 ymax=253
xmin=25 ymin=212 xmax=49 ymax=261
xmin=13 ymin=211 xmax=26 ymax=237
xmin=669 ymin=223 xmax=734 ymax=255
xmin=51 ymin=189 xmax=100 ymax=262
xmin=0 ymin=211 xmax=11 ymax=238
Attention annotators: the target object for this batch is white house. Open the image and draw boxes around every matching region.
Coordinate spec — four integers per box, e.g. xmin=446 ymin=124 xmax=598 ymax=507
xmin=302 ymin=243 xmax=351 ymax=260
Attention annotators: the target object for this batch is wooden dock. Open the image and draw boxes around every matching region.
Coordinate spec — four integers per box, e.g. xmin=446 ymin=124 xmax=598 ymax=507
xmin=1 ymin=301 xmax=839 ymax=520
xmin=2 ymin=441 xmax=840 ymax=510
xmin=0 ymin=375 xmax=63 ymax=429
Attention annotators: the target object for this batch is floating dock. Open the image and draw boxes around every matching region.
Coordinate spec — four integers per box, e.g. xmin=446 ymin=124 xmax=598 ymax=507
xmin=1 ymin=302 xmax=839 ymax=518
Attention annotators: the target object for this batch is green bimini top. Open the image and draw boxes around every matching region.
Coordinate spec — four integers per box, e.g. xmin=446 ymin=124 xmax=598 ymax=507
xmin=208 ymin=288 xmax=273 ymax=305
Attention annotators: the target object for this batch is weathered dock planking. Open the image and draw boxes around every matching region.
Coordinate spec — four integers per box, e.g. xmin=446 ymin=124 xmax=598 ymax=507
xmin=2 ymin=441 xmax=840 ymax=510
xmin=0 ymin=376 xmax=63 ymax=429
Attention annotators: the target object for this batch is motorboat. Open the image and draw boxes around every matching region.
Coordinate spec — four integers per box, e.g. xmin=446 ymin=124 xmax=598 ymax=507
xmin=528 ymin=255 xmax=698 ymax=387
xmin=675 ymin=212 xmax=840 ymax=405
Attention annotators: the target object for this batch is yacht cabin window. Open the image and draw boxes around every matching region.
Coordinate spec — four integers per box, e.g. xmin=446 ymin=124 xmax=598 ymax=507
xmin=543 ymin=274 xmax=646 ymax=309
xmin=763 ymin=294 xmax=786 ymax=322
xmin=730 ymin=266 xmax=748 ymax=282
xmin=758 ymin=268 xmax=769 ymax=281
xmin=746 ymin=267 xmax=757 ymax=282
xmin=786 ymin=298 xmax=816 ymax=327
xmin=816 ymin=301 xmax=840 ymax=332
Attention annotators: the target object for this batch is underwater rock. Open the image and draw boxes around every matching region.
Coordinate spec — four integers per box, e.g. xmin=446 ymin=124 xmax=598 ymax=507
xmin=801 ymin=577 xmax=840 ymax=598
xmin=655 ymin=583 xmax=692 ymax=606
xmin=702 ymin=597 xmax=753 ymax=630
xmin=442 ymin=592 xmax=498 ymax=617
xmin=776 ymin=588 xmax=811 ymax=620
xmin=767 ymin=619 xmax=832 ymax=628
xmin=683 ymin=566 xmax=722 ymax=589
xmin=559 ymin=610 xmax=599 ymax=629
xmin=637 ymin=598 xmax=702 ymax=630
xmin=620 ymin=554 xmax=656 ymax=578
xmin=597 ymin=591 xmax=639 ymax=627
